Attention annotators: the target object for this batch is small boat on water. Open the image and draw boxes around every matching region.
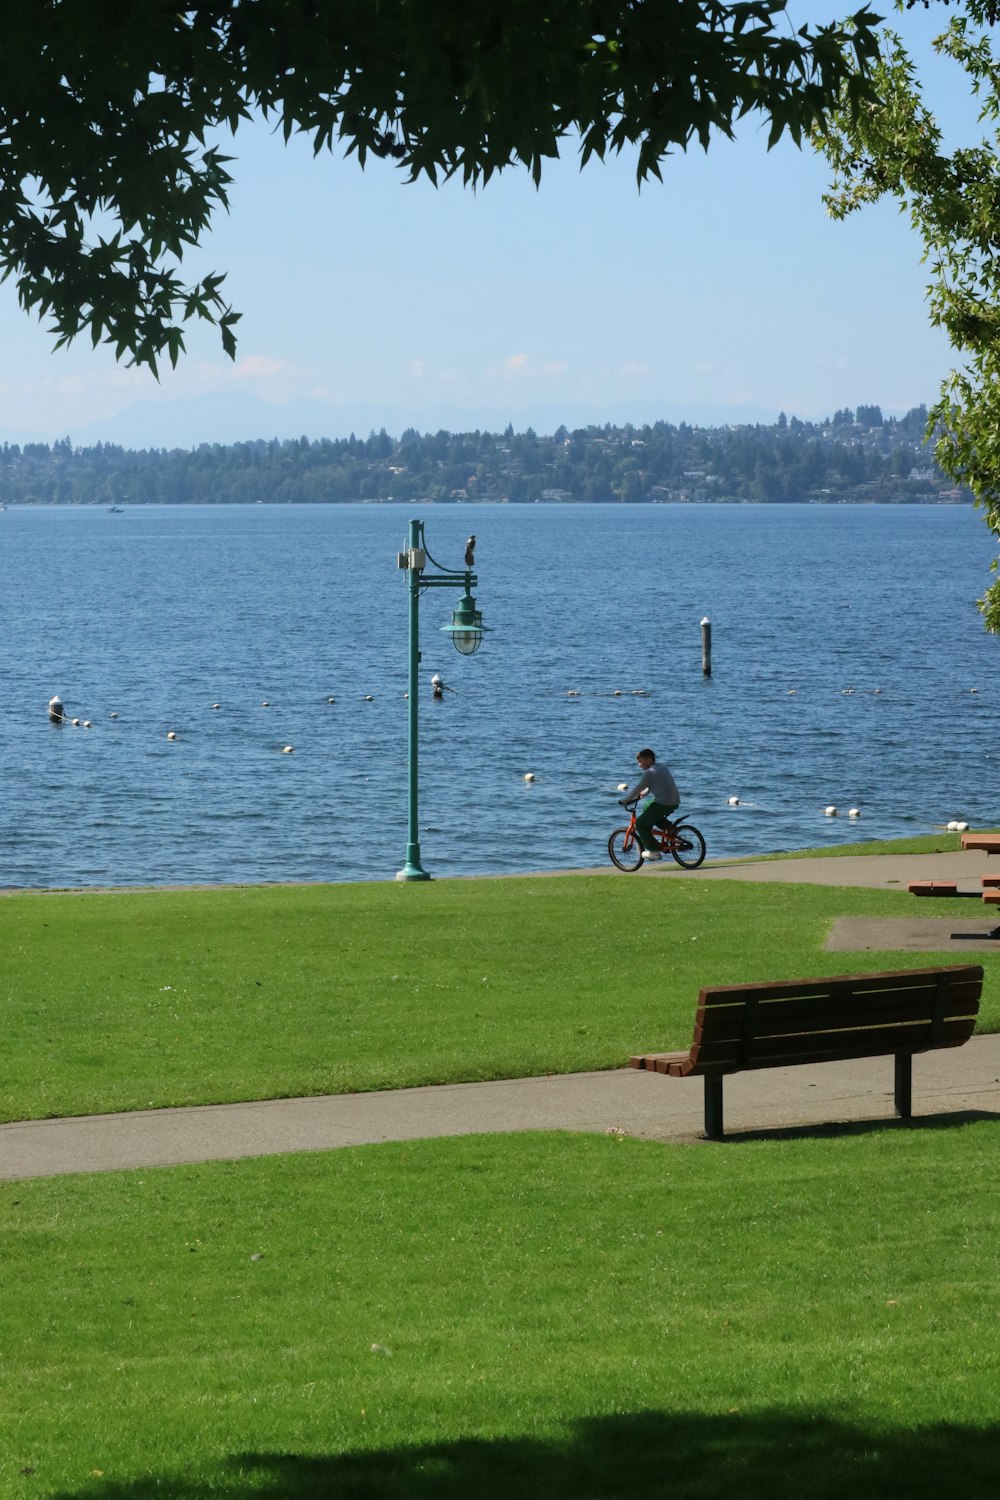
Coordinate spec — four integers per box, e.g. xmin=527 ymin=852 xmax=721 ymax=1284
xmin=108 ymin=504 xmax=124 ymax=513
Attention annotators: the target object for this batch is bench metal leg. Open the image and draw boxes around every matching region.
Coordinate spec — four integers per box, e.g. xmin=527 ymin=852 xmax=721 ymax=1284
xmin=894 ymin=1053 xmax=912 ymax=1118
xmin=704 ymin=1075 xmax=724 ymax=1140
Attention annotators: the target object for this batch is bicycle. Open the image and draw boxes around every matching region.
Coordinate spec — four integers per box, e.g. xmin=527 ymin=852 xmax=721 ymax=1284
xmin=608 ymin=800 xmax=707 ymax=872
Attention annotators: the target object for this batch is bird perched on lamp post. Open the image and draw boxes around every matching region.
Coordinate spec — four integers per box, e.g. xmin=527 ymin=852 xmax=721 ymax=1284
xmin=464 ymin=535 xmax=476 ymax=568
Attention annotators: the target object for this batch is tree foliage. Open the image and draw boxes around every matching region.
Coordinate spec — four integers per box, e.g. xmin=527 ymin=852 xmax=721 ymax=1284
xmin=0 ymin=407 xmax=955 ymax=508
xmin=816 ymin=0 xmax=1000 ymax=630
xmin=1 ymin=2 xmax=881 ymax=373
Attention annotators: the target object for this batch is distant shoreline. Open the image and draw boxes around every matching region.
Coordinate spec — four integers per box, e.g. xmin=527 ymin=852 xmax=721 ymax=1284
xmin=0 ymin=408 xmax=968 ymax=507
xmin=0 ymin=496 xmax=974 ymax=508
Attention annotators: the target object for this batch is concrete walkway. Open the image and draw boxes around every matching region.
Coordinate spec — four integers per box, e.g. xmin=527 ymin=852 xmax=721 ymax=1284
xmin=648 ymin=846 xmax=997 ymax=889
xmin=3 ymin=847 xmax=998 ymax=1181
xmin=5 ymin=1036 xmax=999 ymax=1181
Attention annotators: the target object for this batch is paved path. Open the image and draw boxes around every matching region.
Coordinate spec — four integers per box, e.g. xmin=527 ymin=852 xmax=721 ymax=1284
xmin=647 ymin=847 xmax=997 ymax=889
xmin=531 ymin=847 xmax=997 ymax=893
xmin=3 ymin=848 xmax=998 ymax=1181
xmin=5 ymin=1036 xmax=999 ymax=1181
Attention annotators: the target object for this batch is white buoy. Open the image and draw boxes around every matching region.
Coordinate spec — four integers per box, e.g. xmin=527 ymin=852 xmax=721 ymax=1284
xmin=848 ymin=807 xmax=861 ymax=819
xmin=824 ymin=805 xmax=838 ymax=816
xmin=83 ymin=721 xmax=92 ymax=729
xmin=613 ymin=689 xmax=622 ymax=696
xmin=109 ymin=712 xmax=118 ymax=720
xmin=48 ymin=695 xmax=65 ymax=723
xmin=261 ymin=700 xmax=270 ymax=707
xmin=727 ymin=796 xmax=740 ymax=806
xmin=523 ymin=772 xmax=536 ymax=782
xmin=946 ymin=820 xmax=958 ymax=831
xmin=363 ymin=695 xmax=374 ymax=702
xmin=327 ymin=697 xmax=336 ymax=704
xmin=701 ymin=616 xmax=712 ymax=677
xmin=282 ymin=745 xmax=294 ymax=754
xmin=567 ymin=690 xmax=580 ymax=697
xmin=211 ymin=703 xmax=221 ymax=710
xmin=788 ymin=689 xmax=797 ymax=695
xmin=167 ymin=731 xmax=177 ymax=740
xmin=71 ymin=718 xmax=81 ymax=727
xmin=617 ymin=783 xmax=628 ymax=792
xmin=956 ymin=821 xmax=969 ymax=832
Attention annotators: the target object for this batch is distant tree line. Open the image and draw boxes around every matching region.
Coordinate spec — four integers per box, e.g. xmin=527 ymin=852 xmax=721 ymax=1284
xmin=0 ymin=405 xmax=967 ymax=507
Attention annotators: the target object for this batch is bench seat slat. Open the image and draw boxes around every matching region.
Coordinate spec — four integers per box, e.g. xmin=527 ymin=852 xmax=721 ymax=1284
xmin=629 ymin=1051 xmax=688 ymax=1072
xmin=633 ymin=1053 xmax=710 ymax=1078
xmin=664 ymin=1056 xmax=703 ymax=1078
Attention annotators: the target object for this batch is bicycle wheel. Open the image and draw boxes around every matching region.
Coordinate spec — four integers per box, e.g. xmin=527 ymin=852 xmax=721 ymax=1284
xmin=608 ymin=827 xmax=643 ymax=871
xmin=670 ymin=823 xmax=706 ymax=869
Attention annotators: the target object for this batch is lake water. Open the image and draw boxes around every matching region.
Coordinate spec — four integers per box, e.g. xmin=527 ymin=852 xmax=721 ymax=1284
xmin=0 ymin=502 xmax=997 ymax=888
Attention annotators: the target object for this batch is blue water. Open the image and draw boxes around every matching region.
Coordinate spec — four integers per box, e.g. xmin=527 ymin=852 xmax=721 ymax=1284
xmin=0 ymin=502 xmax=996 ymax=887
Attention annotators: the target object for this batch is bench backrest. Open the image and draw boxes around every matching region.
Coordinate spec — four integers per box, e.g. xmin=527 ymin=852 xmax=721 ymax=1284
xmin=690 ymin=964 xmax=983 ymax=1074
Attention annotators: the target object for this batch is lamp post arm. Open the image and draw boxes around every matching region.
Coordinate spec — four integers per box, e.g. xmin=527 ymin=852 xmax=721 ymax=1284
xmin=418 ymin=528 xmax=465 ymax=576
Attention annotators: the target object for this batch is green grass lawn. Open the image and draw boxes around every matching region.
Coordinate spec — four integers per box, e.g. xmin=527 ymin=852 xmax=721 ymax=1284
xmin=3 ymin=873 xmax=998 ymax=1122
xmin=3 ymin=1125 xmax=1000 ymax=1500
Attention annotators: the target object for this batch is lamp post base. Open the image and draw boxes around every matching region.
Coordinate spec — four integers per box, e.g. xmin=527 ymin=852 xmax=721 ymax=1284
xmin=396 ymin=850 xmax=431 ymax=881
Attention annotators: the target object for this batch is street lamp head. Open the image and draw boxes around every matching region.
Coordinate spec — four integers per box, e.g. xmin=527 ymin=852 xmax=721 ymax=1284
xmin=440 ymin=590 xmax=489 ymax=655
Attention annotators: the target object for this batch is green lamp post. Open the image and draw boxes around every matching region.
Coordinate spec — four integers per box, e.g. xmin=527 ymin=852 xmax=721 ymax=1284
xmin=396 ymin=518 xmax=489 ymax=881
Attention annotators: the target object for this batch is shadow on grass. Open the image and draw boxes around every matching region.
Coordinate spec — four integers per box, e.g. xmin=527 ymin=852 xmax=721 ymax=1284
xmin=725 ymin=1106 xmax=1000 ymax=1146
xmin=50 ymin=1409 xmax=1000 ymax=1499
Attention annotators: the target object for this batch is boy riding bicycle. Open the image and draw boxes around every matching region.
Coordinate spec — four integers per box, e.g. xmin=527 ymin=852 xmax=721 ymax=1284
xmin=619 ymin=748 xmax=680 ymax=862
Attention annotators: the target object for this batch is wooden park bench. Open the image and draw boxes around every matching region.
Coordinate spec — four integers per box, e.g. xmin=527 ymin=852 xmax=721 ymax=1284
xmin=631 ymin=964 xmax=983 ymax=1140
xmin=907 ymin=874 xmax=1000 ymax=938
xmin=961 ymin=832 xmax=1000 ymax=856
xmin=908 ymin=879 xmax=999 ymax=901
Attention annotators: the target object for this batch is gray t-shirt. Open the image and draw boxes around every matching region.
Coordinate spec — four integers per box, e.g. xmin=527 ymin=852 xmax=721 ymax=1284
xmin=624 ymin=761 xmax=680 ymax=807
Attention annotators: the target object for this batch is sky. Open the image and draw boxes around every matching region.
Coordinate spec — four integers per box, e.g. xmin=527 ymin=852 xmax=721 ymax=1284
xmin=0 ymin=7 xmax=983 ymax=449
